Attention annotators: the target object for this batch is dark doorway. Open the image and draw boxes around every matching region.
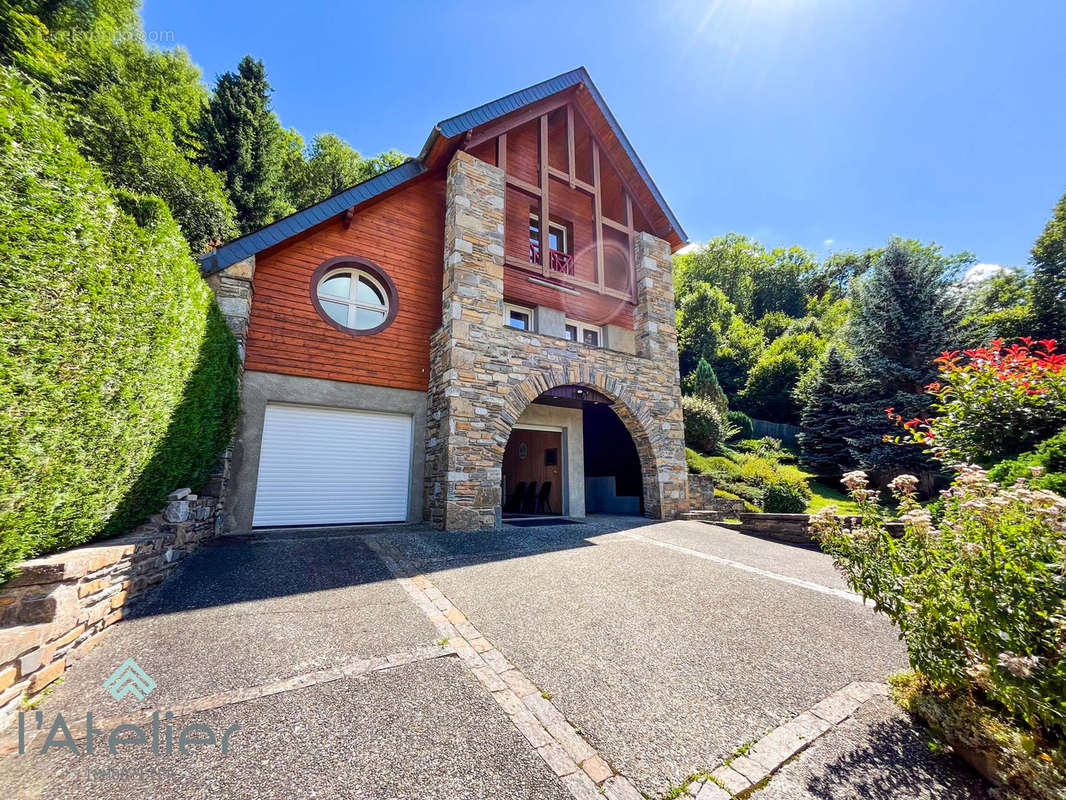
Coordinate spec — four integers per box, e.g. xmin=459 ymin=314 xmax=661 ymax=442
xmin=502 ymin=428 xmax=563 ymax=515
xmin=583 ymin=404 xmax=644 ymax=514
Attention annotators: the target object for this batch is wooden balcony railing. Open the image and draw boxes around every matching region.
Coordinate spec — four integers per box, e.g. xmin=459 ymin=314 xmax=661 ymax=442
xmin=528 ymin=242 xmax=575 ymax=277
xmin=549 ymin=249 xmax=574 ymax=276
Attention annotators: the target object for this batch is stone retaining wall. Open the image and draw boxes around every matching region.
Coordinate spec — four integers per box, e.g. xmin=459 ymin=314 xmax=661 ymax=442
xmin=687 ymin=474 xmax=715 ymax=509
xmin=731 ymin=512 xmax=904 ymax=546
xmin=712 ymin=496 xmax=750 ymax=516
xmin=0 ymin=464 xmax=228 ymax=729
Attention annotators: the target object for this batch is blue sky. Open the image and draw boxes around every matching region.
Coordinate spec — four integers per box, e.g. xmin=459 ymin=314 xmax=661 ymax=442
xmin=143 ymin=0 xmax=1065 ymax=269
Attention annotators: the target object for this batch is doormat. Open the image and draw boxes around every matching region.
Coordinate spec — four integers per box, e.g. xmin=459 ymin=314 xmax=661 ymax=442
xmin=504 ymin=517 xmax=584 ymax=528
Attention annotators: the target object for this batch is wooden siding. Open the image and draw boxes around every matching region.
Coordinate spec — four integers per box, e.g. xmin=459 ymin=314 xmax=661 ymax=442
xmin=245 ymin=177 xmax=445 ymax=390
xmin=503 ymin=265 xmax=634 ymax=329
xmin=468 ymin=101 xmax=640 ymax=329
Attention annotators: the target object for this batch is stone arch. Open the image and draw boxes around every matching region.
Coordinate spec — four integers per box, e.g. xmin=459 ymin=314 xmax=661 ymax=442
xmin=495 ymin=365 xmax=671 ymax=519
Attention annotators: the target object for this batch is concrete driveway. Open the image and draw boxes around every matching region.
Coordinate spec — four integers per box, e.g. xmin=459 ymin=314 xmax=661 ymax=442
xmin=0 ymin=517 xmax=987 ymax=799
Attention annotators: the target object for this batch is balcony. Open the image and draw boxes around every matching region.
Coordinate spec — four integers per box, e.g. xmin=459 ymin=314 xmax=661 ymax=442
xmin=529 ymin=241 xmax=575 ymax=277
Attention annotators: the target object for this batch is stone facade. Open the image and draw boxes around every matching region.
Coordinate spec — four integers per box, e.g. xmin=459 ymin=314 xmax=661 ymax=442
xmin=0 ymin=482 xmax=228 ymax=727
xmin=204 ymin=254 xmax=255 ymax=362
xmin=424 ymin=152 xmax=688 ymax=530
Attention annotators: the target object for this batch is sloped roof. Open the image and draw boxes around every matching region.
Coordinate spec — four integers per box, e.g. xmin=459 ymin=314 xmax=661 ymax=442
xmin=200 ymin=67 xmax=685 ymax=274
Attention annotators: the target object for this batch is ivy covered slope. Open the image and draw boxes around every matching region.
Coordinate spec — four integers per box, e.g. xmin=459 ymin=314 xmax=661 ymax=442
xmin=0 ymin=70 xmax=239 ymax=581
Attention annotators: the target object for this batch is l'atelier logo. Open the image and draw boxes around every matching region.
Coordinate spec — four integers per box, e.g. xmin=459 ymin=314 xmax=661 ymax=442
xmin=102 ymin=658 xmax=156 ymax=701
xmin=14 ymin=657 xmax=239 ymax=759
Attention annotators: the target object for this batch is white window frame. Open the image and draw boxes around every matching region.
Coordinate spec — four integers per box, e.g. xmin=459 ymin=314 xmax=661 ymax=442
xmin=529 ymin=213 xmax=569 ymax=254
xmin=564 ymin=319 xmax=602 ymax=347
xmin=316 ymin=268 xmax=389 ymax=330
xmin=504 ymin=303 xmax=534 ymax=331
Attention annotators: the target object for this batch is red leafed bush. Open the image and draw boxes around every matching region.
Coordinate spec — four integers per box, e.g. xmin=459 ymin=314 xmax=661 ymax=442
xmin=892 ymin=338 xmax=1066 ymax=466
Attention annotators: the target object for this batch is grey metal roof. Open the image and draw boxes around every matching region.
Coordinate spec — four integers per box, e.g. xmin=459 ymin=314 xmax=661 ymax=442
xmin=200 ymin=67 xmax=685 ymax=274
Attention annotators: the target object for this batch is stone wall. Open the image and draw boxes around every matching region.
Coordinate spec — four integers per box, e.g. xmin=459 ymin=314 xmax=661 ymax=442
xmin=423 ymin=152 xmax=688 ymax=530
xmin=687 ymin=474 xmax=716 ymax=509
xmin=203 ymin=254 xmax=254 ymax=363
xmin=727 ymin=512 xmax=904 ymax=546
xmin=0 ymin=468 xmax=229 ymax=729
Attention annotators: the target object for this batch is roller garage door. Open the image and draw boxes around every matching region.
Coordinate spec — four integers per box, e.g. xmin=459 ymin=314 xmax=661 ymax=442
xmin=252 ymin=404 xmax=412 ymax=527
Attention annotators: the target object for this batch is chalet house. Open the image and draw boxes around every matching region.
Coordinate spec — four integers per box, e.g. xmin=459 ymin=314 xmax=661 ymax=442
xmin=199 ymin=68 xmax=690 ymax=531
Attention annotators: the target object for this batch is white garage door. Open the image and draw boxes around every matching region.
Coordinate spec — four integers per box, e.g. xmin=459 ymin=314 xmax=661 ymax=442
xmin=252 ymin=404 xmax=412 ymax=527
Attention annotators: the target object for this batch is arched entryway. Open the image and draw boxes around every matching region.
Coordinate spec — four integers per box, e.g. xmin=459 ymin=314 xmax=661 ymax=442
xmin=496 ymin=373 xmax=669 ymax=523
xmin=500 ymin=385 xmax=645 ymax=520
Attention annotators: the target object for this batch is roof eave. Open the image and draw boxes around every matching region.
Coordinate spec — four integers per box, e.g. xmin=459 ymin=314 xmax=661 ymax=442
xmin=200 ymin=67 xmax=686 ymax=272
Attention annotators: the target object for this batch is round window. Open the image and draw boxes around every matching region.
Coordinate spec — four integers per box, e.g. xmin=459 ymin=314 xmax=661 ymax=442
xmin=310 ymin=257 xmax=397 ymax=335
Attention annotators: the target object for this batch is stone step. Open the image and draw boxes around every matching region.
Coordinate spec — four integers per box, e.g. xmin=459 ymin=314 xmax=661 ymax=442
xmin=679 ymin=510 xmax=722 ymax=522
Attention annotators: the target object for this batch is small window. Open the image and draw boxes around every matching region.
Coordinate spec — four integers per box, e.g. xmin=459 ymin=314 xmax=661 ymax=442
xmin=529 ymin=214 xmax=569 ymax=254
xmin=311 ymin=257 xmax=397 ymax=336
xmin=505 ymin=303 xmax=533 ymax=331
xmin=565 ymin=319 xmax=602 ymax=347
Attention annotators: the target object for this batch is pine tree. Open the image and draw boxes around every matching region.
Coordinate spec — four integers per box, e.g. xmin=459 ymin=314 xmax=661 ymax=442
xmin=692 ymin=357 xmax=728 ymax=412
xmin=843 ymin=239 xmax=964 ymax=472
xmin=199 ymin=55 xmax=292 ymax=234
xmin=798 ymin=347 xmax=855 ymax=474
xmin=1030 ymin=191 xmax=1066 ymax=342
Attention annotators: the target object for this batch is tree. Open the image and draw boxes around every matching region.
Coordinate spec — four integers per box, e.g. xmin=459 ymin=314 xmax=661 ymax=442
xmin=200 ymin=55 xmax=293 ymax=234
xmin=286 ymin=133 xmax=405 ymax=208
xmin=736 ymin=332 xmax=824 ymax=423
xmin=961 ymin=266 xmax=1033 ymax=344
xmin=691 ymin=358 xmax=727 ymax=412
xmin=798 ymin=347 xmax=857 ymax=475
xmin=751 ymin=246 xmax=815 ymax=319
xmin=2 ymin=0 xmax=235 ymax=252
xmin=63 ymin=42 xmax=236 ymax=252
xmin=676 ymin=282 xmax=735 ymax=378
xmin=809 ymin=241 xmax=975 ymax=300
xmin=757 ymin=311 xmax=792 ymax=341
xmin=713 ymin=316 xmax=766 ymax=395
xmin=843 ymin=239 xmax=965 ymax=472
xmin=1030 ymin=191 xmax=1066 ymax=342
xmin=673 ymin=233 xmax=762 ymax=320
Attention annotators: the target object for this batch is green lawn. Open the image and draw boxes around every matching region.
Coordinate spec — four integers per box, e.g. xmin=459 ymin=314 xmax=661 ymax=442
xmin=805 ymin=479 xmax=861 ymax=514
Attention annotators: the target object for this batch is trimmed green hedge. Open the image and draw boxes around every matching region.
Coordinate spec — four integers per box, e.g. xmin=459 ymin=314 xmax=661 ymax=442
xmin=0 ymin=70 xmax=239 ymax=582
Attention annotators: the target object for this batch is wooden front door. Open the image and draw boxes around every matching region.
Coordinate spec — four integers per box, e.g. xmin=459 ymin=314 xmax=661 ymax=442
xmin=502 ymin=429 xmax=563 ymax=514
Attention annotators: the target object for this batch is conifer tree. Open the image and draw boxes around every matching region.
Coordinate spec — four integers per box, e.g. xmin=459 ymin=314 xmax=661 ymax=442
xmin=843 ymin=239 xmax=963 ymax=472
xmin=1030 ymin=191 xmax=1066 ymax=342
xmin=692 ymin=357 xmax=728 ymax=412
xmin=798 ymin=347 xmax=855 ymax=474
xmin=199 ymin=55 xmax=291 ymax=234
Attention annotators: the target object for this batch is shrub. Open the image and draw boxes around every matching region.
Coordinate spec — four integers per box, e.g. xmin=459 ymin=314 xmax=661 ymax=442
xmin=682 ymin=395 xmax=738 ymax=453
xmin=812 ymin=467 xmax=1066 ymax=742
xmin=726 ymin=410 xmax=754 ymax=440
xmin=734 ymin=436 xmax=791 ymax=462
xmin=988 ymin=428 xmax=1066 ymax=496
xmin=898 ymin=338 xmax=1066 ymax=466
xmin=763 ymin=481 xmax=810 ymax=513
xmin=0 ymin=70 xmax=239 ymax=582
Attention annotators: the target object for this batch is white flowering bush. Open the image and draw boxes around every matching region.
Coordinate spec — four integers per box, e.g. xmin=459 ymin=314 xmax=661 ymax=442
xmin=811 ymin=467 xmax=1066 ymax=742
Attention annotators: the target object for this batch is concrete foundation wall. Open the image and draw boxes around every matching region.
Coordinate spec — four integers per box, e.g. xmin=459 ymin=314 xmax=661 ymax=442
xmin=228 ymin=370 xmax=427 ymax=531
xmin=513 ymin=403 xmax=585 ymax=517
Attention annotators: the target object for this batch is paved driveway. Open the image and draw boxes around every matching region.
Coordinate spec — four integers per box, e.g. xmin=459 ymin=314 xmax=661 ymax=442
xmin=0 ymin=517 xmax=986 ymax=799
